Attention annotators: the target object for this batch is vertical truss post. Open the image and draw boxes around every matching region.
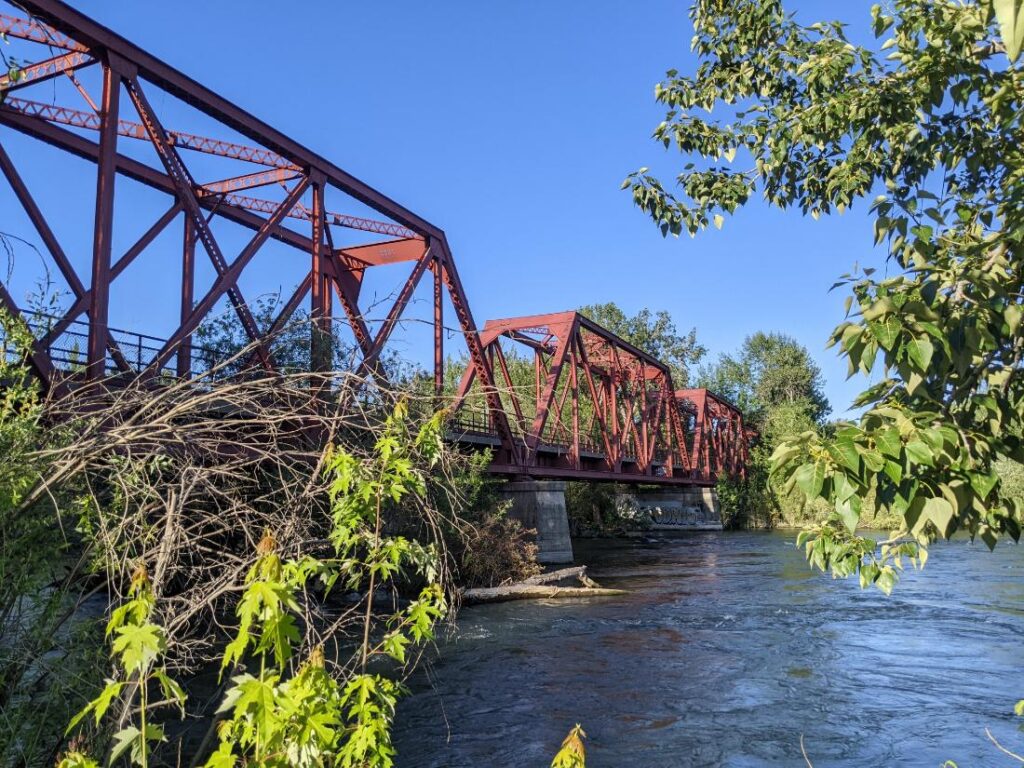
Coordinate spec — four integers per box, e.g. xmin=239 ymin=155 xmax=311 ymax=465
xmin=432 ymin=253 xmax=443 ymax=401
xmin=609 ymin=373 xmax=620 ymax=471
xmin=569 ymin=346 xmax=580 ymax=468
xmin=310 ymin=177 xmax=330 ymax=373
xmin=524 ymin=317 xmax=574 ymax=459
xmin=177 ymin=214 xmax=195 ymax=378
xmin=87 ymin=57 xmax=123 ymax=380
xmin=639 ymin=373 xmax=650 ymax=473
xmin=436 ymin=238 xmax=517 ymax=461
xmin=688 ymin=390 xmax=707 ymax=478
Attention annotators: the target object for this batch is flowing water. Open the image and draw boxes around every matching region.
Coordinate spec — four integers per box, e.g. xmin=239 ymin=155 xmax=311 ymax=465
xmin=393 ymin=531 xmax=1023 ymax=767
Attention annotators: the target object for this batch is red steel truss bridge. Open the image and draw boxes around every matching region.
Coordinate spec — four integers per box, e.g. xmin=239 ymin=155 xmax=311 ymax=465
xmin=0 ymin=1 xmax=750 ymax=487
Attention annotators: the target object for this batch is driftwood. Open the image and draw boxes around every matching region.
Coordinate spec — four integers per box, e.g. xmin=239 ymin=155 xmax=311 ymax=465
xmin=524 ymin=566 xmax=586 ymax=585
xmin=462 ymin=565 xmax=625 ymax=604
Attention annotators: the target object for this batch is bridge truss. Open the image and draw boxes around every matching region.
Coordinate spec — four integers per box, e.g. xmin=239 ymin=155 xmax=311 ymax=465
xmin=676 ymin=389 xmax=751 ymax=483
xmin=0 ymin=1 xmax=749 ymax=486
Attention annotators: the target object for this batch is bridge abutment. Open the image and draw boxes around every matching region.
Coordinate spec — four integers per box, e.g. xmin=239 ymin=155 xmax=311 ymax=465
xmin=616 ymin=487 xmax=723 ymax=530
xmin=498 ymin=480 xmax=574 ymax=564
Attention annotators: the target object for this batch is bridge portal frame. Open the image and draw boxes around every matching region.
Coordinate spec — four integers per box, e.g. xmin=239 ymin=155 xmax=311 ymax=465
xmin=453 ymin=310 xmax=699 ymax=484
xmin=0 ymin=0 xmax=518 ymax=457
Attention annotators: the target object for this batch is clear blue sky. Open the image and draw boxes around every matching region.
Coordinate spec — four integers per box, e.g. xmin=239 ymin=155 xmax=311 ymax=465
xmin=1 ymin=1 xmax=886 ymax=417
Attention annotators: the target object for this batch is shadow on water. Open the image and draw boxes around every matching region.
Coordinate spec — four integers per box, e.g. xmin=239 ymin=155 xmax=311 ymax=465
xmin=393 ymin=530 xmax=1024 ymax=767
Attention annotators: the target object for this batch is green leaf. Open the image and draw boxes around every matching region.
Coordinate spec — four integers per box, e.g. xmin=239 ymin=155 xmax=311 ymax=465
xmin=154 ymin=669 xmax=187 ymax=711
xmin=111 ymin=624 xmax=164 ymax=674
xmin=970 ymin=470 xmax=999 ymax=502
xmin=382 ymin=631 xmax=410 ymax=664
xmin=828 ymin=435 xmax=861 ymax=472
xmin=204 ymin=742 xmax=237 ymax=768
xmin=859 ymin=562 xmax=879 ymax=589
xmin=109 ymin=728 xmax=141 ymax=764
xmin=1005 ymin=303 xmax=1023 ymax=333
xmin=875 ymin=566 xmax=896 ymax=596
xmin=904 ymin=439 xmax=934 ymax=467
xmin=906 ymin=337 xmax=934 ymax=371
xmin=923 ymin=496 xmax=955 ymax=538
xmin=836 ymin=496 xmax=860 ymax=532
xmin=861 ymin=449 xmax=885 ymax=473
xmin=794 ymin=460 xmax=825 ymax=499
xmin=67 ymin=680 xmax=123 ymax=732
xmin=875 ymin=427 xmax=902 ymax=459
xmin=993 ymin=0 xmax=1024 ymax=61
xmin=905 ymin=495 xmax=927 ymax=533
xmin=869 ymin=316 xmax=901 ymax=351
xmin=882 ymin=459 xmax=903 ymax=484
xmin=769 ymin=442 xmax=802 ymax=469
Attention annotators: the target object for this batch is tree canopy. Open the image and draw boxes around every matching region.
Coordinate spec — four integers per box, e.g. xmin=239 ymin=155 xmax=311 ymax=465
xmin=698 ymin=331 xmax=829 ymax=426
xmin=627 ymin=0 xmax=1024 ymax=590
xmin=700 ymin=331 xmax=833 ymax=528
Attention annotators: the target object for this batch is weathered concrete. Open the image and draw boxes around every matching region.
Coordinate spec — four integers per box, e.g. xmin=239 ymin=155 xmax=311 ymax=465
xmin=498 ymin=480 xmax=574 ymax=564
xmin=616 ymin=486 xmax=723 ymax=530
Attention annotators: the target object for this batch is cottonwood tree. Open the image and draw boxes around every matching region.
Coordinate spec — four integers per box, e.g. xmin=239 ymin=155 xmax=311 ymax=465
xmin=627 ymin=0 xmax=1024 ymax=591
xmin=699 ymin=332 xmax=831 ymax=527
xmin=699 ymin=331 xmax=829 ymax=426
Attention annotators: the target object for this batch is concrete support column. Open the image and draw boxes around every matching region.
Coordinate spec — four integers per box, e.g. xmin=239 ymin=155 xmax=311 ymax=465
xmin=498 ymin=480 xmax=574 ymax=564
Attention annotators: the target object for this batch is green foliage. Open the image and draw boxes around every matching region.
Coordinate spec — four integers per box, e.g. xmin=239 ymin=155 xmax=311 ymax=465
xmin=431 ymin=449 xmax=541 ymax=588
xmin=550 ymin=725 xmax=587 ymax=768
xmin=565 ymin=482 xmax=651 ymax=535
xmin=62 ymin=401 xmax=450 ymax=767
xmin=565 ymin=481 xmax=618 ymax=535
xmin=630 ymin=0 xmax=1024 ymax=588
xmin=699 ymin=333 xmax=831 ymax=527
xmin=578 ymin=302 xmax=706 ymax=386
xmin=193 ymin=295 xmax=420 ymax=381
xmin=194 ymin=295 xmax=350 ymax=375
xmin=699 ymin=332 xmax=829 ymax=425
xmin=0 ymin=310 xmax=106 ymax=766
xmin=66 ymin=566 xmax=183 ymax=768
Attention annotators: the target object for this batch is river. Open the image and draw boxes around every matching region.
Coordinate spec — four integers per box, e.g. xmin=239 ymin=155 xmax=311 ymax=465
xmin=393 ymin=530 xmax=1023 ymax=767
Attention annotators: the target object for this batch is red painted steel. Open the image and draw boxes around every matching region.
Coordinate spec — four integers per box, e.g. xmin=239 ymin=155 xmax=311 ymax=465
xmin=3 ymin=96 xmax=298 ymax=168
xmin=676 ymin=388 xmax=750 ymax=483
xmin=0 ymin=50 xmax=92 ymax=91
xmin=0 ymin=11 xmax=84 ymax=50
xmin=0 ymin=3 xmax=749 ymax=486
xmin=1 ymin=97 xmax=419 ymax=239
xmin=0 ymin=2 xmax=511 ymax=455
xmin=452 ymin=311 xmax=698 ymax=483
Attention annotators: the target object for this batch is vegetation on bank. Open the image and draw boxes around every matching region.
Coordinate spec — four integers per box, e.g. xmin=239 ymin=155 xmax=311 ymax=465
xmin=0 ymin=309 xmax=551 ymax=767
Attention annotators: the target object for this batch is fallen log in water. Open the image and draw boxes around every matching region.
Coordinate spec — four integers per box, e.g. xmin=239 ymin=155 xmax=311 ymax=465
xmin=523 ymin=565 xmax=604 ymax=589
xmin=462 ymin=565 xmax=625 ymax=604
xmin=461 ymin=584 xmax=627 ymax=605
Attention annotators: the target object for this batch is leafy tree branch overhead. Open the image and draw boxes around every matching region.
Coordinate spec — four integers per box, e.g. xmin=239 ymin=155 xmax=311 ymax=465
xmin=627 ymin=0 xmax=1024 ymax=590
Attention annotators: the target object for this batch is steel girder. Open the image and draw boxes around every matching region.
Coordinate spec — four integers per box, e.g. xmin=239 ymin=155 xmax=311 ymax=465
xmin=0 ymin=1 xmax=516 ymax=457
xmin=675 ymin=388 xmax=751 ymax=483
xmin=0 ymin=3 xmax=753 ymax=485
xmin=453 ymin=311 xmax=696 ymax=483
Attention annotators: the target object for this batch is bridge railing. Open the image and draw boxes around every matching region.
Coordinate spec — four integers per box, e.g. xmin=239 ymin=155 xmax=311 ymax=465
xmin=6 ymin=313 xmax=218 ymax=380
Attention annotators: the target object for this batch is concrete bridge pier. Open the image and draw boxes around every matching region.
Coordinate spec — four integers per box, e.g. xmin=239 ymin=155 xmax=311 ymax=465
xmin=498 ymin=480 xmax=574 ymax=564
xmin=616 ymin=486 xmax=724 ymax=530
